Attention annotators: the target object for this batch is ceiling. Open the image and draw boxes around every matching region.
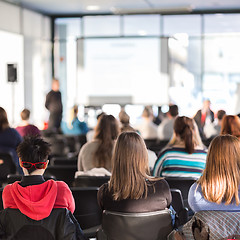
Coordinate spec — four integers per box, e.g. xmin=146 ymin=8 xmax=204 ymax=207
xmin=5 ymin=0 xmax=240 ymax=16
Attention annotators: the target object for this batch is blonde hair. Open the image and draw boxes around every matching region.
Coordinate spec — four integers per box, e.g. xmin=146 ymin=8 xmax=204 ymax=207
xmin=109 ymin=132 xmax=152 ymax=201
xmin=198 ymin=135 xmax=240 ymax=205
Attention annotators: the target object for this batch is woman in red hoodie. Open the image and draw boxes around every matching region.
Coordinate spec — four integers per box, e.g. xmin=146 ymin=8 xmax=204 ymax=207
xmin=1 ymin=136 xmax=86 ymax=239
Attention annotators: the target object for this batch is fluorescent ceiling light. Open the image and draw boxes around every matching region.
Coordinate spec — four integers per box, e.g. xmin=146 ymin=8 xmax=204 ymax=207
xmin=86 ymin=5 xmax=100 ymax=11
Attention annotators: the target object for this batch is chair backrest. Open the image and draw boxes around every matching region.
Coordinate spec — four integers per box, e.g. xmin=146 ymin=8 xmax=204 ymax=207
xmin=73 ymin=176 xmax=110 ymax=187
xmin=51 ymin=157 xmax=77 ymax=166
xmin=71 ymin=187 xmax=102 ymax=230
xmin=0 ymin=208 xmax=85 ymax=240
xmin=0 ymin=152 xmax=16 ymax=180
xmin=44 ymin=165 xmax=77 ymax=186
xmin=101 ymin=209 xmax=173 ymax=240
xmin=165 ymin=177 xmax=197 ymax=209
xmin=170 ymin=188 xmax=188 ymax=226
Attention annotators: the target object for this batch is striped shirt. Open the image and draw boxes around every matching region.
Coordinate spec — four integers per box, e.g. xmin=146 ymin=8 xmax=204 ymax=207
xmin=153 ymin=147 xmax=207 ymax=178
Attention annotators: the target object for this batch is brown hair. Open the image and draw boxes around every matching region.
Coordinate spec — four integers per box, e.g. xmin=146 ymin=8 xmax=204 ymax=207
xmin=198 ymin=135 xmax=240 ymax=205
xmin=174 ymin=116 xmax=195 ymax=154
xmin=21 ymin=109 xmax=30 ymax=121
xmin=93 ymin=114 xmax=120 ymax=169
xmin=142 ymin=106 xmax=153 ymax=118
xmin=0 ymin=107 xmax=9 ymax=132
xmin=221 ymin=115 xmax=240 ymax=138
xmin=109 ymin=132 xmax=151 ymax=201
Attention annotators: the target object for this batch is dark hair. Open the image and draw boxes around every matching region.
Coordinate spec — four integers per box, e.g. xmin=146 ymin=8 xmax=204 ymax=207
xmin=169 ymin=105 xmax=179 ymax=117
xmin=174 ymin=116 xmax=195 ymax=154
xmin=94 ymin=114 xmax=120 ymax=169
xmin=217 ymin=110 xmax=226 ymax=121
xmin=17 ymin=136 xmax=51 ymax=174
xmin=21 ymin=109 xmax=30 ymax=121
xmin=0 ymin=107 xmax=9 ymax=132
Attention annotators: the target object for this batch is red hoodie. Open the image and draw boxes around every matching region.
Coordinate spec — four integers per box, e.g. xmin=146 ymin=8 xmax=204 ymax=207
xmin=3 ymin=180 xmax=75 ymax=221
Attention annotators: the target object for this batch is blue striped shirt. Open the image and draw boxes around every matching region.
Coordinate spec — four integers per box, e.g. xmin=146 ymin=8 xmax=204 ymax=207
xmin=153 ymin=147 xmax=207 ymax=178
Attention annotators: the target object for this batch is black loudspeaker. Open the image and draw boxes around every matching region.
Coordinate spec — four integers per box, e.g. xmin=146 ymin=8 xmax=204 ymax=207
xmin=7 ymin=64 xmax=18 ymax=83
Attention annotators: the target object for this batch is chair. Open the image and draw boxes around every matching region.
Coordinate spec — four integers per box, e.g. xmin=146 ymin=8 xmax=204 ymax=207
xmin=71 ymin=187 xmax=102 ymax=238
xmin=165 ymin=177 xmax=197 ymax=209
xmin=97 ymin=209 xmax=173 ymax=240
xmin=170 ymin=189 xmax=188 ymax=226
xmin=0 ymin=152 xmax=16 ymax=182
xmin=0 ymin=208 xmax=86 ymax=240
xmin=44 ymin=165 xmax=77 ymax=186
xmin=7 ymin=174 xmax=56 ymax=184
xmin=50 ymin=156 xmax=77 ymax=166
xmin=73 ymin=175 xmax=110 ymax=187
xmin=148 ymin=140 xmax=169 ymax=155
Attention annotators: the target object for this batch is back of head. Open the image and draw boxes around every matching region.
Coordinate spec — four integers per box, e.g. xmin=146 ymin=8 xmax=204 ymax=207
xmin=17 ymin=136 xmax=51 ymax=174
xmin=217 ymin=110 xmax=226 ymax=121
xmin=169 ymin=105 xmax=178 ymax=117
xmin=21 ymin=109 xmax=30 ymax=121
xmin=221 ymin=115 xmax=240 ymax=138
xmin=110 ymin=132 xmax=149 ymax=201
xmin=198 ymin=135 xmax=240 ymax=205
xmin=142 ymin=106 xmax=153 ymax=119
xmin=119 ymin=109 xmax=130 ymax=124
xmin=0 ymin=107 xmax=9 ymax=132
xmin=174 ymin=116 xmax=195 ymax=154
xmin=94 ymin=114 xmax=120 ymax=168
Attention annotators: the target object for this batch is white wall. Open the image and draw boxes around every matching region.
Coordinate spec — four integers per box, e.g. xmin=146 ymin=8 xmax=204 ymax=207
xmin=0 ymin=1 xmax=52 ymax=127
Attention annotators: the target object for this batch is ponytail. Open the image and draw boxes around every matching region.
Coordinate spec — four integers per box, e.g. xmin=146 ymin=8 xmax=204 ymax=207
xmin=174 ymin=116 xmax=195 ymax=154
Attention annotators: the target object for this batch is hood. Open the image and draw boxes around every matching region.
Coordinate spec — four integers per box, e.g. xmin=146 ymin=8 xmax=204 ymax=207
xmin=9 ymin=180 xmax=57 ymax=220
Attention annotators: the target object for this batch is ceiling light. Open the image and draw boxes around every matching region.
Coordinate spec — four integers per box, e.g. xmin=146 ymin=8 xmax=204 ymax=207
xmin=86 ymin=5 xmax=100 ymax=11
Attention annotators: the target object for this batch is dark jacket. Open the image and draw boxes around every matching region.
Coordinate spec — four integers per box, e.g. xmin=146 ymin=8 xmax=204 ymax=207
xmin=0 ymin=208 xmax=87 ymax=240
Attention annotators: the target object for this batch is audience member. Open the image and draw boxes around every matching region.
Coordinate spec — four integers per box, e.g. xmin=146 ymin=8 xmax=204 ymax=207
xmin=16 ymin=109 xmax=41 ymax=137
xmin=194 ymin=99 xmax=214 ymax=139
xmin=97 ymin=131 xmax=173 ymax=215
xmin=136 ymin=106 xmax=158 ymax=139
xmin=78 ymin=114 xmax=120 ymax=172
xmin=203 ymin=109 xmax=226 ymax=139
xmin=45 ymin=78 xmax=63 ymax=132
xmin=62 ymin=105 xmax=89 ymax=135
xmin=118 ymin=109 xmax=135 ymax=132
xmin=157 ymin=104 xmax=178 ymax=141
xmin=1 ymin=136 xmax=85 ymax=239
xmin=0 ymin=107 xmax=22 ymax=173
xmin=153 ymin=116 xmax=207 ymax=178
xmin=188 ymin=135 xmax=240 ymax=212
xmin=221 ymin=115 xmax=240 ymax=138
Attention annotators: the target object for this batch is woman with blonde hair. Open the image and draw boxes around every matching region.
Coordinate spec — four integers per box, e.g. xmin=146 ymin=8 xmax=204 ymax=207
xmin=153 ymin=116 xmax=207 ymax=178
xmin=97 ymin=131 xmax=172 ymax=212
xmin=78 ymin=114 xmax=119 ymax=172
xmin=221 ymin=115 xmax=240 ymax=138
xmin=188 ymin=135 xmax=240 ymax=212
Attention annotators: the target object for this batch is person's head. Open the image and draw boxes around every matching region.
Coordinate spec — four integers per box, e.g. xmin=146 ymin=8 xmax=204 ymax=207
xmin=198 ymin=135 xmax=240 ymax=205
xmin=142 ymin=106 xmax=153 ymax=119
xmin=203 ymin=99 xmax=211 ymax=110
xmin=174 ymin=116 xmax=195 ymax=154
xmin=221 ymin=115 xmax=240 ymax=138
xmin=109 ymin=132 xmax=150 ymax=201
xmin=0 ymin=107 xmax=9 ymax=132
xmin=168 ymin=105 xmax=179 ymax=118
xmin=93 ymin=114 xmax=120 ymax=168
xmin=73 ymin=105 xmax=78 ymax=117
xmin=119 ymin=109 xmax=130 ymax=125
xmin=217 ymin=110 xmax=226 ymax=121
xmin=52 ymin=78 xmax=60 ymax=91
xmin=17 ymin=136 xmax=51 ymax=175
xmin=20 ymin=109 xmax=30 ymax=121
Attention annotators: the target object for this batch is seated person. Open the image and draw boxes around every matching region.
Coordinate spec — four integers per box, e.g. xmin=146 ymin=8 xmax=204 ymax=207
xmin=188 ymin=134 xmax=240 ymax=212
xmin=78 ymin=114 xmax=120 ymax=173
xmin=2 ymin=136 xmax=85 ymax=239
xmin=98 ymin=132 xmax=172 ymax=214
xmin=221 ymin=115 xmax=240 ymax=139
xmin=153 ymin=116 xmax=207 ymax=178
xmin=0 ymin=107 xmax=22 ymax=174
xmin=16 ymin=108 xmax=41 ymax=137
